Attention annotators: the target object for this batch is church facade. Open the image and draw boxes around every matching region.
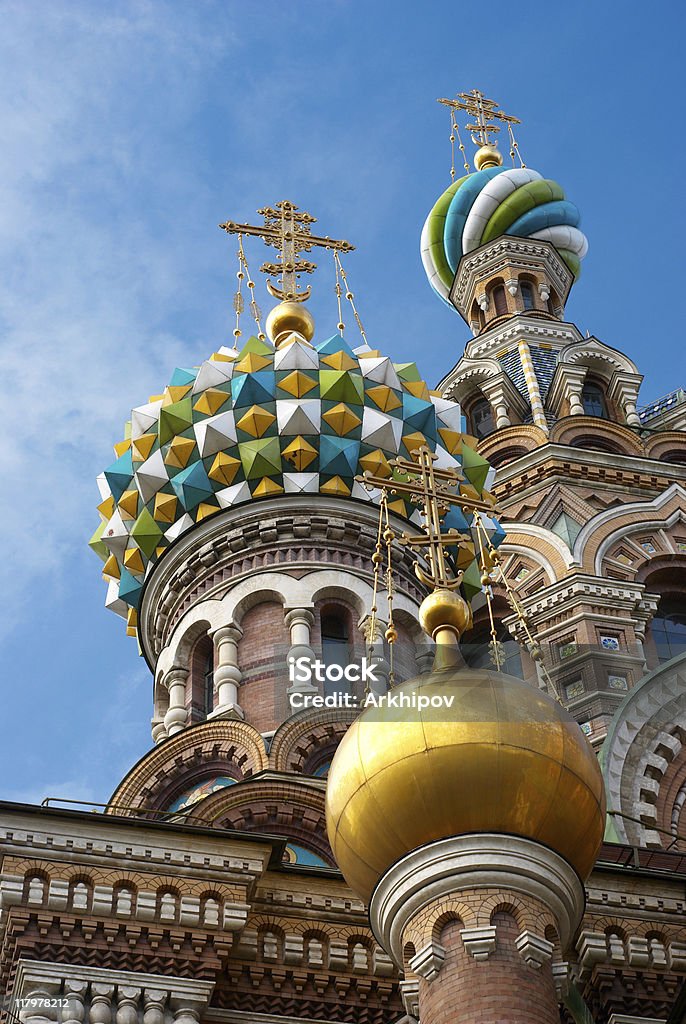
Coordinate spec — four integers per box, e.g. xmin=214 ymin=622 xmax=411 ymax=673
xmin=2 ymin=92 xmax=686 ymax=1024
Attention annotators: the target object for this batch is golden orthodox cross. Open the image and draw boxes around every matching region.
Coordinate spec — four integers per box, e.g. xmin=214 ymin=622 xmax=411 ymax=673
xmin=220 ymin=200 xmax=354 ymax=303
xmin=437 ymin=89 xmax=520 ymax=147
xmin=357 ymin=446 xmax=499 ymax=591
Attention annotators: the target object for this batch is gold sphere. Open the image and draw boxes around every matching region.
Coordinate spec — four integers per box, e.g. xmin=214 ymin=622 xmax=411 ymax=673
xmin=419 ymin=588 xmax=471 ymax=640
xmin=326 ymin=666 xmax=606 ymax=902
xmin=265 ymin=301 xmax=315 ymax=347
xmin=474 ymin=144 xmax=504 ymax=170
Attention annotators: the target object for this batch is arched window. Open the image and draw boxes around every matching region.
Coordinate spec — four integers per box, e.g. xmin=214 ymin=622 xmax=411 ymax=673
xmin=321 ymin=607 xmax=350 ymax=696
xmin=470 ymin=397 xmax=494 ymax=439
xmin=520 ymin=281 xmax=535 ymax=310
xmin=581 ymin=382 xmax=607 ymax=418
xmin=492 ymin=285 xmax=508 ymax=317
xmin=203 ymin=646 xmax=214 ymax=715
xmin=651 ymin=600 xmax=686 ymax=664
xmin=189 ymin=634 xmax=215 ymax=721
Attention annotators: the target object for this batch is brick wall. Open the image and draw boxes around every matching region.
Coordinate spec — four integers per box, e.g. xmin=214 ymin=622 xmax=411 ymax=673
xmin=238 ymin=602 xmax=290 ymax=733
xmin=419 ymin=913 xmax=559 ymax=1024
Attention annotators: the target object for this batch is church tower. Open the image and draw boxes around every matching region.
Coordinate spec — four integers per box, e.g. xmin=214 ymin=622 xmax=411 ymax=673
xmin=3 ymin=90 xmax=686 ymax=1024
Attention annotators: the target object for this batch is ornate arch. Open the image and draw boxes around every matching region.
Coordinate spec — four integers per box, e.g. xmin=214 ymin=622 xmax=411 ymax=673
xmin=186 ymin=776 xmax=334 ymax=865
xmin=269 ymin=706 xmax=358 ymax=774
xmin=601 ymin=653 xmax=686 ymax=848
xmin=644 ymin=431 xmax=686 ymax=463
xmin=550 ymin=416 xmax=645 ymax=456
xmin=107 ymin=718 xmax=268 ymax=813
xmin=574 ymin=484 xmax=686 ymax=573
xmin=558 ymin=337 xmax=639 ymax=379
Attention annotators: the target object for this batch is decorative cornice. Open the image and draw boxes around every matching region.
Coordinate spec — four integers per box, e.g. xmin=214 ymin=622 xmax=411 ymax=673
xmin=368 ymin=834 xmax=585 ymax=967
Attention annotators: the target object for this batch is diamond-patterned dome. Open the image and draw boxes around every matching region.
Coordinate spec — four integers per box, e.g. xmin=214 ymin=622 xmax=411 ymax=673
xmin=90 ymin=332 xmax=502 ymax=633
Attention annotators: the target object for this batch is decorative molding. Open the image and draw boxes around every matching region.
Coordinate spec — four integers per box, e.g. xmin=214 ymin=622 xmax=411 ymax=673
xmin=514 ymin=929 xmax=554 ymax=968
xmin=460 ymin=925 xmax=497 ymax=961
xmin=408 ymin=939 xmax=446 ymax=980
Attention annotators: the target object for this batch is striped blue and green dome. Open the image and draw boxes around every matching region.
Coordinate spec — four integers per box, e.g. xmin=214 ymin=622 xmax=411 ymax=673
xmin=90 ymin=332 xmax=504 ymax=633
xmin=421 ymin=166 xmax=588 ymax=304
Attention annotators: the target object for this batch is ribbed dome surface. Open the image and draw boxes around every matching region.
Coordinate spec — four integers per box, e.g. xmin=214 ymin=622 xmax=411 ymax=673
xmin=421 ymin=166 xmax=588 ymax=304
xmin=90 ymin=332 xmax=503 ymax=628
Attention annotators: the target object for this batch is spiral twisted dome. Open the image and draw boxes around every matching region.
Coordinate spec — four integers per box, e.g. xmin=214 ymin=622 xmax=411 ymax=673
xmin=421 ymin=166 xmax=588 ymax=304
xmin=90 ymin=332 xmax=504 ymax=629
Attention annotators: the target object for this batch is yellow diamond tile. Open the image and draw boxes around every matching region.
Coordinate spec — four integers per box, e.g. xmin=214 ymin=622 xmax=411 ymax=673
xmin=438 ymin=427 xmax=463 ymax=455
xmin=113 ymin=438 xmax=132 ymax=457
xmin=235 ymin=351 xmax=272 ymax=373
xmin=282 ymin=436 xmax=317 ymax=471
xmin=320 ymin=476 xmax=351 ymax=497
xmin=388 ymin=498 xmax=409 ymax=516
xmin=193 ymin=387 xmax=229 ymax=416
xmin=153 ymin=492 xmax=178 ymax=523
xmin=118 ymin=490 xmax=139 ymax=520
xmin=359 ymin=449 xmax=391 ymax=477
xmin=127 ymin=608 xmax=138 ymax=628
xmin=195 ymin=501 xmax=220 ymax=522
xmin=278 ymin=370 xmax=319 ymax=398
xmin=132 ymin=432 xmax=156 ymax=462
xmin=402 ymin=380 xmax=430 ymax=401
xmin=237 ymin=405 xmax=276 ymax=438
xmin=366 ymin=385 xmax=402 ymax=412
xmin=358 ymin=349 xmax=382 ymax=358
xmin=322 ymin=403 xmax=361 ymax=436
xmin=148 ymin=393 xmax=164 ymax=403
xmin=321 ymin=351 xmax=358 ymax=371
xmin=123 ymin=547 xmax=145 ymax=574
xmin=163 ymin=384 xmax=192 ymax=405
xmin=402 ymin=432 xmax=427 ymax=455
xmin=164 ymin=436 xmax=196 ymax=469
xmin=97 ymin=495 xmax=115 ymax=521
xmin=208 ymin=451 xmax=241 ymax=486
xmin=102 ymin=554 xmax=120 ymax=580
xmin=209 ymin=351 xmax=234 ymax=362
xmin=252 ymin=477 xmax=284 ymax=497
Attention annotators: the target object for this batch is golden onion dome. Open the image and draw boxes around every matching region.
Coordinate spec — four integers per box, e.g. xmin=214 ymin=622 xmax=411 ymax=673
xmin=325 ymin=665 xmax=606 ymax=902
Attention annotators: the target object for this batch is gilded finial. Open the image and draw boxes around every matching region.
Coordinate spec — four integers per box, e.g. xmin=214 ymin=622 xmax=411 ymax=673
xmin=220 ymin=200 xmax=354 ymax=304
xmin=438 ymin=89 xmax=524 ymax=176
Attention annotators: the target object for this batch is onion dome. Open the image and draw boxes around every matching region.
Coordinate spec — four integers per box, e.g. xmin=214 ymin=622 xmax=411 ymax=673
xmin=325 ymin=662 xmax=606 ymax=902
xmin=90 ymin=327 xmax=504 ymax=632
xmin=421 ymin=165 xmax=589 ymax=304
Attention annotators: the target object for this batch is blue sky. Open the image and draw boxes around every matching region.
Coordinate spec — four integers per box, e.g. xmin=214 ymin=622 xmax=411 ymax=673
xmin=1 ymin=0 xmax=683 ymax=806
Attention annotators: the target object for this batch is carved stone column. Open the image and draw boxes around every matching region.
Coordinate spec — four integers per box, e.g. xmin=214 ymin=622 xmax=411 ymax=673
xmin=162 ymin=666 xmax=189 ymax=736
xmin=285 ymin=607 xmax=318 ymax=696
xmin=208 ymin=624 xmax=244 ymax=720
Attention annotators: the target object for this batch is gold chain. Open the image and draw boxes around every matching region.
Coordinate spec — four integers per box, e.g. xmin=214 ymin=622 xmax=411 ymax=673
xmin=334 ymin=252 xmax=369 ymax=346
xmin=237 ymin=236 xmax=266 ymax=341
xmin=233 ymin=235 xmax=245 ymax=342
xmin=507 ymin=124 xmax=525 ymax=168
xmin=472 ymin=514 xmax=561 ymax=701
xmin=382 ymin=494 xmax=397 ymax=686
xmin=450 ymin=109 xmax=471 ymax=177
xmin=365 ymin=498 xmax=387 ymax=696
xmin=474 ymin=515 xmax=504 ymax=670
xmin=333 ymin=251 xmax=345 ymax=334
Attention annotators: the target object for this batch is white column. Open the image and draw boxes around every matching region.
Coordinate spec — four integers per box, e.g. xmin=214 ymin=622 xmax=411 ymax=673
xmin=207 ymin=624 xmax=244 ymax=720
xmin=285 ymin=607 xmax=318 ymax=696
xmin=88 ymin=984 xmax=113 ymax=1024
xmin=517 ymin=339 xmax=548 ymax=433
xmin=115 ymin=987 xmax=140 ymax=1024
xmin=163 ymin=667 xmax=189 ymax=736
